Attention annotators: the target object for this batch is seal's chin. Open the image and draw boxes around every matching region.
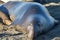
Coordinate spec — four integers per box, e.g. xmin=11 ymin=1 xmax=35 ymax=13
xmin=3 ymin=19 xmax=12 ymax=25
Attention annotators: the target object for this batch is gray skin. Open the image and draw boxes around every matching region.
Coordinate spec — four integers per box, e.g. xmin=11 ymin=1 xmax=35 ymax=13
xmin=1 ymin=1 xmax=58 ymax=40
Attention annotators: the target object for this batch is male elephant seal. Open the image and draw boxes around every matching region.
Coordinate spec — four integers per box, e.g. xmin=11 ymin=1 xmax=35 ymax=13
xmin=0 ymin=1 xmax=58 ymax=40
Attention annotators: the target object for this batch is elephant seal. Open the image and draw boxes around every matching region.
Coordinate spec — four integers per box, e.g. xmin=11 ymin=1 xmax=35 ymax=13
xmin=0 ymin=1 xmax=58 ymax=40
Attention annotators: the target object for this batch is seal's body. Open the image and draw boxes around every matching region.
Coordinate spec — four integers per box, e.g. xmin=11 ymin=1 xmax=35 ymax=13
xmin=0 ymin=1 xmax=58 ymax=40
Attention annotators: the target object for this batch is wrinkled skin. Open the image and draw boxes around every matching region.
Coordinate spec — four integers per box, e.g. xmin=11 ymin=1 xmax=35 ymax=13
xmin=0 ymin=1 xmax=58 ymax=40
